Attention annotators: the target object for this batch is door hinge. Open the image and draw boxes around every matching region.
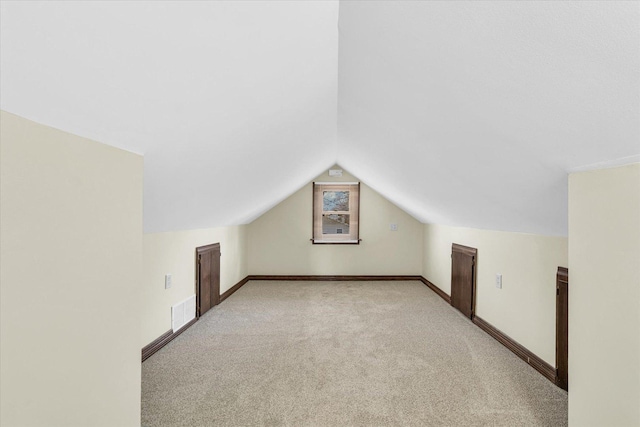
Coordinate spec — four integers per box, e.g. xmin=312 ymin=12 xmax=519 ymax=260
xmin=556 ymin=287 xmax=560 ymax=295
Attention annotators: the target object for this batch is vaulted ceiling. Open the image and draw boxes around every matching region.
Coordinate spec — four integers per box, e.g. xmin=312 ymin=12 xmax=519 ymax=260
xmin=2 ymin=1 xmax=638 ymax=236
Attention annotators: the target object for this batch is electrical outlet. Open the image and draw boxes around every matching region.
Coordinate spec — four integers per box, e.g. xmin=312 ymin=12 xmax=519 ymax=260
xmin=496 ymin=274 xmax=502 ymax=289
xmin=165 ymin=274 xmax=172 ymax=289
xmin=390 ymin=223 xmax=398 ymax=231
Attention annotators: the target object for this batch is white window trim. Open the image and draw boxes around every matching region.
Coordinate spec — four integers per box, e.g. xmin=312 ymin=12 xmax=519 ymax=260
xmin=312 ymin=182 xmax=360 ymax=244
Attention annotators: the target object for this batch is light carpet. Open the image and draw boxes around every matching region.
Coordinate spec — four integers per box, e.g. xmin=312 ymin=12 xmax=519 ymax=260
xmin=142 ymin=280 xmax=567 ymax=426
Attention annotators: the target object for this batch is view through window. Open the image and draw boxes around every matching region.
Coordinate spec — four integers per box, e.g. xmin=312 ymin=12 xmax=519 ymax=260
xmin=312 ymin=182 xmax=360 ymax=243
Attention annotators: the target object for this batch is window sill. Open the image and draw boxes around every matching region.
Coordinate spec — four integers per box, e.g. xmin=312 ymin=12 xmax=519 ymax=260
xmin=311 ymin=239 xmax=361 ymax=245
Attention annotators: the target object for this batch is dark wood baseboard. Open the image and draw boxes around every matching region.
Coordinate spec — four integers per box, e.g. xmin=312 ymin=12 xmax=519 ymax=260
xmin=220 ymin=276 xmax=251 ymax=303
xmin=142 ymin=276 xmax=250 ymax=363
xmin=141 ymin=317 xmax=198 ymax=362
xmin=247 ymin=275 xmax=424 ymax=281
xmin=247 ymin=275 xmax=453 ymax=304
xmin=473 ymin=315 xmax=557 ymax=384
xmin=419 ymin=277 xmax=451 ymax=304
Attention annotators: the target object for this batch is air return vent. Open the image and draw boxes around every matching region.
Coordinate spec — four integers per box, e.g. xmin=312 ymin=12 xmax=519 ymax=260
xmin=172 ymin=295 xmax=196 ymax=332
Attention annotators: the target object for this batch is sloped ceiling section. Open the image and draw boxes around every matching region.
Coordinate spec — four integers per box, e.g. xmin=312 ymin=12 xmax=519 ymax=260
xmin=337 ymin=1 xmax=640 ymax=236
xmin=0 ymin=1 xmax=339 ymax=232
xmin=2 ymin=1 xmax=638 ymax=236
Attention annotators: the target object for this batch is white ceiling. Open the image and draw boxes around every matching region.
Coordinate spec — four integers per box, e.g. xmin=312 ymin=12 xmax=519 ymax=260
xmin=337 ymin=1 xmax=639 ymax=236
xmin=2 ymin=1 xmax=638 ymax=235
xmin=0 ymin=1 xmax=339 ymax=232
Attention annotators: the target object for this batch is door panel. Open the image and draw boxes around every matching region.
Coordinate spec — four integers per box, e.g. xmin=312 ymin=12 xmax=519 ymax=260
xmin=199 ymin=252 xmax=212 ymax=316
xmin=451 ymin=244 xmax=477 ymax=319
xmin=210 ymin=246 xmax=220 ymax=307
xmin=196 ymin=243 xmax=221 ymax=317
xmin=556 ymin=267 xmax=569 ymax=391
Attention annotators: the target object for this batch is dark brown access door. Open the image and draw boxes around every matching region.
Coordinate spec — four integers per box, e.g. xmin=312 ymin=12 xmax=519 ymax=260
xmin=556 ymin=267 xmax=569 ymax=391
xmin=451 ymin=243 xmax=477 ymax=319
xmin=196 ymin=243 xmax=221 ymax=318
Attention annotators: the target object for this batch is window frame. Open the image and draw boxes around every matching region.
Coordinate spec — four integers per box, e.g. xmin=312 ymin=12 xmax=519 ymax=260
xmin=312 ymin=182 xmax=360 ymax=244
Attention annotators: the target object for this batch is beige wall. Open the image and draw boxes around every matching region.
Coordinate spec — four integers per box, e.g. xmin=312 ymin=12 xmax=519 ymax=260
xmin=248 ymin=168 xmax=423 ymax=275
xmin=0 ymin=111 xmax=143 ymax=426
xmin=142 ymin=225 xmax=248 ymax=346
xmin=423 ymin=223 xmax=567 ymax=365
xmin=568 ymin=163 xmax=640 ymax=426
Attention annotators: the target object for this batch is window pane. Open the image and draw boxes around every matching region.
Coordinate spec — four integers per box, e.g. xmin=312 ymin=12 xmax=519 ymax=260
xmin=322 ymin=214 xmax=350 ymax=235
xmin=323 ymin=191 xmax=349 ymax=211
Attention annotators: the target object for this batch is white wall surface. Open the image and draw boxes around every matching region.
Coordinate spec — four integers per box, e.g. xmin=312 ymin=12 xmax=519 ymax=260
xmin=143 ymin=225 xmax=248 ymax=346
xmin=568 ymin=163 xmax=640 ymax=426
xmin=248 ymin=168 xmax=423 ymax=276
xmin=423 ymin=223 xmax=567 ymax=365
xmin=0 ymin=111 xmax=143 ymax=426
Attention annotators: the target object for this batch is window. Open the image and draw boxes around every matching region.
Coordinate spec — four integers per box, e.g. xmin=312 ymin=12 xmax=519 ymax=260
xmin=312 ymin=182 xmax=360 ymax=244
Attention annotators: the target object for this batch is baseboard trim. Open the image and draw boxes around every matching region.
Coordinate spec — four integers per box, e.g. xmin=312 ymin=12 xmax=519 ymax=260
xmin=141 ymin=317 xmax=198 ymax=362
xmin=220 ymin=276 xmax=251 ymax=303
xmin=247 ymin=275 xmax=424 ymax=281
xmin=419 ymin=277 xmax=451 ymax=304
xmin=473 ymin=315 xmax=557 ymax=384
xmin=142 ymin=275 xmax=250 ymax=363
xmin=247 ymin=275 xmax=453 ymax=304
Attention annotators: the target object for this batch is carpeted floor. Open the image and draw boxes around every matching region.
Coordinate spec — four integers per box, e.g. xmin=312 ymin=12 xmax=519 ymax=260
xmin=142 ymin=281 xmax=567 ymax=426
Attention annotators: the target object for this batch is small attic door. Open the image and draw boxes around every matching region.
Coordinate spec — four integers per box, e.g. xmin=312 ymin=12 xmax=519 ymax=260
xmin=451 ymin=243 xmax=477 ymax=319
xmin=196 ymin=243 xmax=220 ymax=317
